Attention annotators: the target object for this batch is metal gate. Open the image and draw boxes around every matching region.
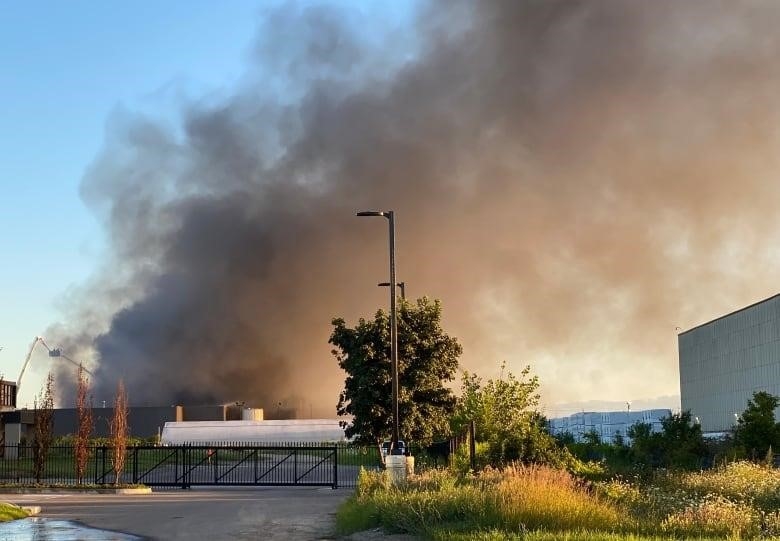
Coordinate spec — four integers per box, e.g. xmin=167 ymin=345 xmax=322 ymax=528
xmin=94 ymin=445 xmax=340 ymax=489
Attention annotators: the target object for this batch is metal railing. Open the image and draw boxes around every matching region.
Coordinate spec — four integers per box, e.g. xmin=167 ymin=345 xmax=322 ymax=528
xmin=0 ymin=442 xmax=382 ymax=489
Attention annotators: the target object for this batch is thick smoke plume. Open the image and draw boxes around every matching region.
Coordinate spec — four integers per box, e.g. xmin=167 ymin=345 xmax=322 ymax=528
xmin=51 ymin=1 xmax=780 ymax=414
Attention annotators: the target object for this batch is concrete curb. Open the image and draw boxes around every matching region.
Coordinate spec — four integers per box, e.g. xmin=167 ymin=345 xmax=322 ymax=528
xmin=0 ymin=487 xmax=152 ymax=495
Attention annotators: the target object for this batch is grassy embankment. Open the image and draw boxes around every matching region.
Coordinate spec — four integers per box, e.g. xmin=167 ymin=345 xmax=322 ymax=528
xmin=0 ymin=503 xmax=28 ymax=521
xmin=337 ymin=461 xmax=780 ymax=540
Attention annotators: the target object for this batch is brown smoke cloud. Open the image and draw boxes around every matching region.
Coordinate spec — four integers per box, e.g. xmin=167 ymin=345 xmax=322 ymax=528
xmin=50 ymin=1 xmax=780 ymax=414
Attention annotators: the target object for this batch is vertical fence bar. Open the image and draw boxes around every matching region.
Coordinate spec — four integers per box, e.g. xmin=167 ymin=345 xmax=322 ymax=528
xmin=333 ymin=446 xmax=338 ymax=489
xmin=101 ymin=447 xmax=106 ymax=485
xmin=132 ymin=447 xmax=138 ymax=485
xmin=183 ymin=445 xmax=188 ymax=489
xmin=174 ymin=447 xmax=180 ymax=490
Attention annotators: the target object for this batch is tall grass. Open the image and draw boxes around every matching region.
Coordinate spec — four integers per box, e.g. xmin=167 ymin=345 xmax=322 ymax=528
xmin=337 ymin=460 xmax=780 ymax=540
xmin=0 ymin=503 xmax=28 ymax=522
xmin=338 ymin=465 xmax=625 ymax=538
xmin=673 ymin=461 xmax=780 ymax=509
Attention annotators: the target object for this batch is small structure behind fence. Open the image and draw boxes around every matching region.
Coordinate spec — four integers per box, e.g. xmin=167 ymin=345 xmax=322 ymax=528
xmin=0 ymin=442 xmax=381 ymax=489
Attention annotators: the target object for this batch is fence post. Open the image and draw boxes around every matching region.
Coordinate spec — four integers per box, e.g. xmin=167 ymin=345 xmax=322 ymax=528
xmin=332 ymin=446 xmax=338 ymax=489
xmin=469 ymin=420 xmax=476 ymax=472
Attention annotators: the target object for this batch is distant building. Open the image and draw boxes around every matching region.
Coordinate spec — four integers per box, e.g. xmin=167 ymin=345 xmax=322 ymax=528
xmin=679 ymin=294 xmax=780 ymax=434
xmin=0 ymin=380 xmax=16 ymax=411
xmin=161 ymin=419 xmax=346 ymax=445
xmin=547 ymin=409 xmax=671 ymax=443
xmin=0 ymin=404 xmax=265 ymax=457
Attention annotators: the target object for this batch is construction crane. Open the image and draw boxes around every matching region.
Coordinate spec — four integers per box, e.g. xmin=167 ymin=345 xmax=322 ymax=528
xmin=17 ymin=336 xmax=94 ymax=395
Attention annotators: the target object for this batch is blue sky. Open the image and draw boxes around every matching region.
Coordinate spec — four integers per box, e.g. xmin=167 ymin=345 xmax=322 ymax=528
xmin=0 ymin=1 xmax=415 ymax=406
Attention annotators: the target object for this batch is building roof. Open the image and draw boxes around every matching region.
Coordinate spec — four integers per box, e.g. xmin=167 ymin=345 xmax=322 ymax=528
xmin=161 ymin=419 xmax=347 ymax=444
xmin=678 ymin=293 xmax=780 ymax=336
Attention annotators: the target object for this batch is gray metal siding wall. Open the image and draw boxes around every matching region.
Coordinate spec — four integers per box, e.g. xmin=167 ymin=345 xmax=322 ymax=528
xmin=52 ymin=407 xmax=180 ymax=438
xmin=182 ymin=405 xmax=225 ymax=421
xmin=679 ymin=295 xmax=780 ymax=433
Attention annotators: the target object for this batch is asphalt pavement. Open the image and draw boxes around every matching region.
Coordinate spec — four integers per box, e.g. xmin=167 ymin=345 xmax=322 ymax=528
xmin=0 ymin=487 xmax=352 ymax=540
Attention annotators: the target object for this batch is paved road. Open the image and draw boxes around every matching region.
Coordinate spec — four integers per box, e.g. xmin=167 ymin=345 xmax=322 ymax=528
xmin=0 ymin=487 xmax=352 ymax=540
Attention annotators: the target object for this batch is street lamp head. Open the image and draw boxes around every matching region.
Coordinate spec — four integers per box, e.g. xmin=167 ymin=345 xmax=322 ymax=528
xmin=356 ymin=210 xmax=388 ymax=218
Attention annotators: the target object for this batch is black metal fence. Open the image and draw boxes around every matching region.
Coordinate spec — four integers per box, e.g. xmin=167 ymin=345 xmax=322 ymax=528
xmin=0 ymin=443 xmax=382 ymax=489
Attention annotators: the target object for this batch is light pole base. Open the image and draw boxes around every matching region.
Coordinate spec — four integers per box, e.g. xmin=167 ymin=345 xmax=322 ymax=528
xmin=385 ymin=455 xmax=414 ymax=485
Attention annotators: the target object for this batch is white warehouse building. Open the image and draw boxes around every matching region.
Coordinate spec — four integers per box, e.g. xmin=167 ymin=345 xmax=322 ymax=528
xmin=161 ymin=419 xmax=347 ymax=445
xmin=547 ymin=409 xmax=671 ymax=443
xmin=679 ymin=294 xmax=780 ymax=434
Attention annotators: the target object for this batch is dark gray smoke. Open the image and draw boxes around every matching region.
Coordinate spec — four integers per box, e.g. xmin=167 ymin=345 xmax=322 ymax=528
xmin=51 ymin=1 xmax=780 ymax=413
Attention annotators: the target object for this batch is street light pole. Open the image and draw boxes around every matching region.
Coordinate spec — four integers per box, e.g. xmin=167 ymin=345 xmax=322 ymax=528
xmin=357 ymin=210 xmax=401 ymax=454
xmin=378 ymin=281 xmax=405 ymax=300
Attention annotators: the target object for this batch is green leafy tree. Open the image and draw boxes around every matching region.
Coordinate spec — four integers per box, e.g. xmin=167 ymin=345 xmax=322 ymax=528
xmin=734 ymin=391 xmax=780 ymax=460
xmin=451 ymin=361 xmax=540 ymax=443
xmin=613 ymin=430 xmax=626 ymax=448
xmin=451 ymin=363 xmax=572 ymax=467
xmin=583 ymin=429 xmax=601 ymax=446
xmin=659 ymin=411 xmax=708 ymax=468
xmin=627 ymin=421 xmax=662 ymax=466
xmin=554 ymin=431 xmax=575 ymax=446
xmin=627 ymin=412 xmax=707 ymax=469
xmin=331 ymin=297 xmax=461 ymax=446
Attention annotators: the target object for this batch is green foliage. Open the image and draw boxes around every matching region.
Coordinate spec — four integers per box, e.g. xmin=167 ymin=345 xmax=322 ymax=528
xmin=658 ymin=411 xmax=708 ymax=469
xmin=451 ymin=361 xmax=540 ymax=443
xmin=735 ymin=391 xmax=780 ymax=460
xmin=452 ymin=364 xmax=577 ymax=469
xmin=452 ymin=440 xmax=491 ymax=473
xmin=583 ymin=429 xmax=601 ymax=446
xmin=331 ymin=297 xmax=461 ymax=445
xmin=669 ymin=461 xmax=780 ymax=511
xmin=52 ymin=435 xmax=159 ymax=447
xmin=621 ymin=412 xmax=707 ymax=470
xmin=568 ymin=432 xmax=631 ymax=470
xmin=339 ymin=460 xmax=780 ymax=540
xmin=0 ymin=503 xmax=28 ymax=522
xmin=338 ymin=465 xmax=624 ymax=538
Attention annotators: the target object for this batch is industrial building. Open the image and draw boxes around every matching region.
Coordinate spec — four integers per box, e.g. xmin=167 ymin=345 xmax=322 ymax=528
xmin=0 ymin=403 xmax=268 ymax=456
xmin=547 ymin=409 xmax=671 ymax=443
xmin=161 ymin=419 xmax=346 ymax=445
xmin=679 ymin=294 xmax=780 ymax=434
